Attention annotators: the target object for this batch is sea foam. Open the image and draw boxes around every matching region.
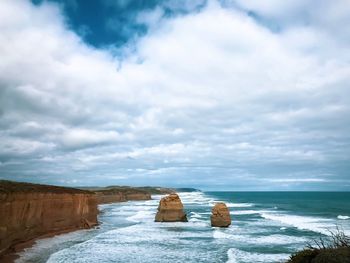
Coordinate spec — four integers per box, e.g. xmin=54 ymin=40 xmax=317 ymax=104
xmin=260 ymin=212 xmax=333 ymax=235
xmin=338 ymin=215 xmax=350 ymax=220
xmin=227 ymin=248 xmax=290 ymax=263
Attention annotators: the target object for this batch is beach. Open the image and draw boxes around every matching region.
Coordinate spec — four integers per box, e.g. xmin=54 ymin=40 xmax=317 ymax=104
xmin=15 ymin=191 xmax=350 ymax=263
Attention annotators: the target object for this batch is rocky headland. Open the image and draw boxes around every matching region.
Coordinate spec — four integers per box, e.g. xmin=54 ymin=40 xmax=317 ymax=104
xmin=0 ymin=180 xmax=202 ymax=261
xmin=81 ymin=186 xmax=175 ymax=204
xmin=0 ymin=180 xmax=98 ymax=260
xmin=0 ymin=180 xmax=195 ymax=261
xmin=93 ymin=187 xmax=151 ymax=204
xmin=155 ymin=193 xmax=188 ymax=222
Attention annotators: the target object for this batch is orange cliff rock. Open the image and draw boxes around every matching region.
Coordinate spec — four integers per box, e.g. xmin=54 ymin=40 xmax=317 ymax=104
xmin=92 ymin=187 xmax=151 ymax=204
xmin=155 ymin=193 xmax=187 ymax=222
xmin=0 ymin=180 xmax=98 ymax=257
xmin=211 ymin=202 xmax=231 ymax=227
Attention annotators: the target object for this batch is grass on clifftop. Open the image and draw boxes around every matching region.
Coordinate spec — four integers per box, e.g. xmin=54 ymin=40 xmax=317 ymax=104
xmin=287 ymin=228 xmax=350 ymax=263
xmin=0 ymin=180 xmax=92 ymax=194
xmin=79 ymin=186 xmax=176 ymax=195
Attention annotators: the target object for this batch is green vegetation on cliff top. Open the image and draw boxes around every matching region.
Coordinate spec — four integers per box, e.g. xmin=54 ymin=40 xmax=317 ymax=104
xmin=0 ymin=180 xmax=200 ymax=195
xmin=0 ymin=180 xmax=91 ymax=194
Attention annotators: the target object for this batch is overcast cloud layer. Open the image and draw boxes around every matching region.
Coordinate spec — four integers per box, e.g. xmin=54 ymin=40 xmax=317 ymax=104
xmin=0 ymin=0 xmax=349 ymax=190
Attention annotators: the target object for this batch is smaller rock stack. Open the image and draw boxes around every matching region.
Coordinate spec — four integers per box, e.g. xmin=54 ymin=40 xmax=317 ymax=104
xmin=155 ymin=193 xmax=188 ymax=222
xmin=211 ymin=202 xmax=231 ymax=227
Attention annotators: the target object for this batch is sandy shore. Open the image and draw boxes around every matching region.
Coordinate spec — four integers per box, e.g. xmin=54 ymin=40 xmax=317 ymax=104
xmin=0 ymin=226 xmax=95 ymax=263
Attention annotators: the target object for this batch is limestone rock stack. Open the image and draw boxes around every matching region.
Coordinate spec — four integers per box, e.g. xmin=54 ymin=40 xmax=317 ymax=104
xmin=155 ymin=193 xmax=187 ymax=222
xmin=211 ymin=202 xmax=231 ymax=227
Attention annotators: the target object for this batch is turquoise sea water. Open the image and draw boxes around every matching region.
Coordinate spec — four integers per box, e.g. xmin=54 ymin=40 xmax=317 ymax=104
xmin=17 ymin=192 xmax=350 ymax=263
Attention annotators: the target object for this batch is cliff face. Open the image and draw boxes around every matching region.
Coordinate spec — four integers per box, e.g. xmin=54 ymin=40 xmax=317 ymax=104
xmin=93 ymin=187 xmax=151 ymax=204
xmin=0 ymin=181 xmax=98 ymax=257
xmin=80 ymin=186 xmax=200 ymax=204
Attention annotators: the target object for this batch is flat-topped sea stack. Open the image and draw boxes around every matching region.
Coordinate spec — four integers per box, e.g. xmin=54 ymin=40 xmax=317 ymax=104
xmin=155 ymin=193 xmax=187 ymax=222
xmin=0 ymin=180 xmax=98 ymax=258
xmin=211 ymin=202 xmax=231 ymax=227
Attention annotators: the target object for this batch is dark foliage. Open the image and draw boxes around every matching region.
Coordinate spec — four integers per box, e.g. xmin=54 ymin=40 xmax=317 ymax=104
xmin=287 ymin=228 xmax=350 ymax=263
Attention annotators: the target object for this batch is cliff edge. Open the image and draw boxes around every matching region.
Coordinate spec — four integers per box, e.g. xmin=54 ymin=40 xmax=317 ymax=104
xmin=93 ymin=187 xmax=152 ymax=204
xmin=0 ymin=180 xmax=98 ymax=258
xmin=81 ymin=186 xmax=177 ymax=204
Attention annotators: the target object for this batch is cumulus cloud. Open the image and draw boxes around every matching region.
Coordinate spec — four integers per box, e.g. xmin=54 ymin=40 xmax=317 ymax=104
xmin=233 ymin=0 xmax=350 ymax=42
xmin=61 ymin=129 xmax=129 ymax=150
xmin=0 ymin=0 xmax=349 ymax=189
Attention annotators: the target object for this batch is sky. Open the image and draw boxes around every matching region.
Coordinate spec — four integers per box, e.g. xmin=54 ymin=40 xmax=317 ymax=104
xmin=0 ymin=0 xmax=349 ymax=190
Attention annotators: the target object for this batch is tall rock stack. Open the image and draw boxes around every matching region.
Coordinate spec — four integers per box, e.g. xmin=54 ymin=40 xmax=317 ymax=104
xmin=211 ymin=202 xmax=231 ymax=227
xmin=155 ymin=193 xmax=188 ymax=222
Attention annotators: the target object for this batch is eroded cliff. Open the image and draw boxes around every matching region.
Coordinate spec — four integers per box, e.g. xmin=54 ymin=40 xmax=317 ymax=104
xmin=94 ymin=187 xmax=151 ymax=204
xmin=0 ymin=180 xmax=98 ymax=257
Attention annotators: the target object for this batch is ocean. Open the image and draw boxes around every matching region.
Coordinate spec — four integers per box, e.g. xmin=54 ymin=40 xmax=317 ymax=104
xmin=17 ymin=192 xmax=350 ymax=263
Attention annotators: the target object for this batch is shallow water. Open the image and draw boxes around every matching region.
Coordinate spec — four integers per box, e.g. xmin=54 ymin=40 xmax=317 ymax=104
xmin=17 ymin=192 xmax=350 ymax=263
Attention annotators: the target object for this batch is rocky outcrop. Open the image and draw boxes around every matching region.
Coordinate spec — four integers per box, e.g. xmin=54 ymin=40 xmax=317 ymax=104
xmin=211 ymin=202 xmax=231 ymax=227
xmin=81 ymin=186 xmax=201 ymax=203
xmin=0 ymin=180 xmax=98 ymax=257
xmin=136 ymin=187 xmax=176 ymax=195
xmin=155 ymin=193 xmax=187 ymax=222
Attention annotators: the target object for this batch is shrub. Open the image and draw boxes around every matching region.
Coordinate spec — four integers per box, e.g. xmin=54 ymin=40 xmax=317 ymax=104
xmin=287 ymin=228 xmax=350 ymax=263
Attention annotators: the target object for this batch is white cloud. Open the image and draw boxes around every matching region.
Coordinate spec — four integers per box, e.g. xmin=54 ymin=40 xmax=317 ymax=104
xmin=234 ymin=0 xmax=307 ymax=18
xmin=267 ymin=178 xmax=327 ymax=183
xmin=61 ymin=129 xmax=125 ymax=149
xmin=234 ymin=0 xmax=350 ymax=43
xmin=0 ymin=0 xmax=349 ymax=189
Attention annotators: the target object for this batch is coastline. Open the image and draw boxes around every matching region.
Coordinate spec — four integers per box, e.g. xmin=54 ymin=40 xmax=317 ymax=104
xmin=0 ymin=198 xmax=150 ymax=263
xmin=3 ymin=191 xmax=350 ymax=262
xmin=0 ymin=180 xmax=99 ymax=262
xmin=3 ymin=193 xmax=163 ymax=263
xmin=0 ymin=226 xmax=94 ymax=263
xmin=0 ymin=180 xmax=172 ymax=262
